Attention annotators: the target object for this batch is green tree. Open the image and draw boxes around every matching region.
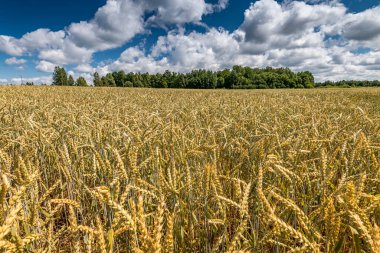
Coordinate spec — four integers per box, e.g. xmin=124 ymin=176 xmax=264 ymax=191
xmin=297 ymin=71 xmax=315 ymax=88
xmin=93 ymin=72 xmax=103 ymax=87
xmin=72 ymin=66 xmax=318 ymax=90
xmin=132 ymin=74 xmax=143 ymax=87
xmin=105 ymin=73 xmax=116 ymax=87
xmin=124 ymin=81 xmax=133 ymax=87
xmin=52 ymin=66 xmax=68 ymax=86
xmin=101 ymin=76 xmax=108 ymax=87
xmin=224 ymin=71 xmax=238 ymax=89
xmin=76 ymin=77 xmax=88 ymax=87
xmin=112 ymin=71 xmax=127 ymax=87
xmin=68 ymin=75 xmax=75 ymax=86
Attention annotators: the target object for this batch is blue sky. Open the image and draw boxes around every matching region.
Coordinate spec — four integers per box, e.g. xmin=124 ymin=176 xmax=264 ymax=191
xmin=1 ymin=0 xmax=380 ymax=83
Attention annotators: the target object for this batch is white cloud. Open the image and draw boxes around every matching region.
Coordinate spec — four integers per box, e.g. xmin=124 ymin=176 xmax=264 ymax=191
xmin=5 ymin=57 xmax=27 ymax=65
xmin=68 ymin=0 xmax=144 ymax=51
xmin=98 ymin=28 xmax=269 ymax=75
xmin=238 ymin=0 xmax=346 ymax=54
xmin=212 ymin=0 xmax=229 ymax=12
xmin=7 ymin=76 xmax=52 ymax=85
xmin=0 ymin=36 xmax=24 ymax=56
xmin=36 ymin=61 xmax=57 ymax=73
xmin=20 ymin=29 xmax=65 ymax=51
xmin=0 ymin=30 xmax=90 ymax=65
xmin=103 ymin=46 xmax=168 ymax=73
xmin=336 ymin=6 xmax=380 ymax=51
xmin=75 ymin=64 xmax=94 ymax=73
xmin=2 ymin=0 xmax=380 ymax=82
xmin=0 ymin=0 xmax=225 ymax=67
xmin=0 ymin=29 xmax=65 ymax=57
xmin=66 ymin=70 xmax=94 ymax=84
xmin=95 ymin=0 xmax=380 ymax=82
xmin=38 ymin=40 xmax=93 ymax=65
xmin=152 ymin=28 xmax=240 ymax=70
xmin=145 ymin=0 xmax=208 ymax=25
xmin=101 ymin=28 xmax=241 ymax=74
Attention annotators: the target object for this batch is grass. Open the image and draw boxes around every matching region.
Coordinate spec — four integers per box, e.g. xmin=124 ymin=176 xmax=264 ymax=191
xmin=0 ymin=86 xmax=380 ymax=252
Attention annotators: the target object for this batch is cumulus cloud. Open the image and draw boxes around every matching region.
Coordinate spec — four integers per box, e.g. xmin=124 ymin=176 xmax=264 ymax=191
xmin=337 ymin=6 xmax=380 ymax=51
xmin=344 ymin=20 xmax=380 ymax=41
xmin=145 ymin=0 xmax=208 ymax=25
xmin=0 ymin=76 xmax=52 ymax=85
xmin=36 ymin=61 xmax=56 ymax=73
xmin=20 ymin=29 xmax=65 ymax=51
xmin=0 ymin=29 xmax=65 ymax=57
xmin=213 ymin=0 xmax=229 ymax=12
xmin=0 ymin=29 xmax=88 ymax=66
xmin=38 ymin=40 xmax=93 ymax=65
xmin=5 ymin=57 xmax=27 ymax=65
xmin=0 ymin=0 xmax=228 ymax=67
xmin=238 ymin=0 xmax=346 ymax=54
xmin=13 ymin=76 xmax=52 ymax=84
xmin=98 ymin=28 xmax=270 ymax=76
xmin=144 ymin=0 xmax=229 ymax=26
xmin=100 ymin=47 xmax=168 ymax=74
xmin=68 ymin=0 xmax=144 ymax=51
xmin=75 ymin=64 xmax=94 ymax=73
xmin=94 ymin=0 xmax=380 ymax=82
xmin=152 ymin=28 xmax=240 ymax=70
xmin=2 ymin=0 xmax=380 ymax=82
xmin=0 ymin=36 xmax=24 ymax=56
xmin=100 ymin=28 xmax=241 ymax=74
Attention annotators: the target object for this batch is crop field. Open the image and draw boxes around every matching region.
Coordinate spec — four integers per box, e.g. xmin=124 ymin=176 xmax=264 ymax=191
xmin=0 ymin=86 xmax=380 ymax=252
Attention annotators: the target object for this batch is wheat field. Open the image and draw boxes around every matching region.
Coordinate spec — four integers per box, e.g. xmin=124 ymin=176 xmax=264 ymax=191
xmin=0 ymin=86 xmax=379 ymax=252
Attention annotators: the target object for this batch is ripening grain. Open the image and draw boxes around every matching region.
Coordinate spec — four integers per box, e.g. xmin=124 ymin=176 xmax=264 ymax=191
xmin=0 ymin=86 xmax=379 ymax=252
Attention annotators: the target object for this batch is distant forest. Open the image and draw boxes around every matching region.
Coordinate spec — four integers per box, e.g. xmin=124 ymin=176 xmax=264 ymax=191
xmin=24 ymin=65 xmax=380 ymax=89
xmin=316 ymin=80 xmax=380 ymax=88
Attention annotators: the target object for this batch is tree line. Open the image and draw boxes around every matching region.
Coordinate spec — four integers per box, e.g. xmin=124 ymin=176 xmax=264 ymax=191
xmin=51 ymin=66 xmax=316 ymax=89
xmin=20 ymin=66 xmax=380 ymax=88
xmin=316 ymin=80 xmax=380 ymax=88
xmin=52 ymin=67 xmax=89 ymax=86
